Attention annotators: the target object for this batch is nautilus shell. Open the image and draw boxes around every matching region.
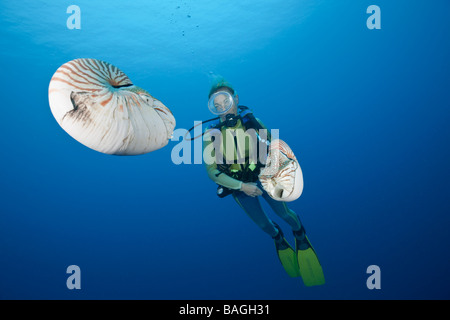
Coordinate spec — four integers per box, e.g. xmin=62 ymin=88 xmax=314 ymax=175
xmin=259 ymin=139 xmax=303 ymax=202
xmin=48 ymin=58 xmax=175 ymax=155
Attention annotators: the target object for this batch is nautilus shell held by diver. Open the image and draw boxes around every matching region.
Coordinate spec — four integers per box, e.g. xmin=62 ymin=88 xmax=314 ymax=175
xmin=259 ymin=139 xmax=303 ymax=202
xmin=48 ymin=58 xmax=175 ymax=155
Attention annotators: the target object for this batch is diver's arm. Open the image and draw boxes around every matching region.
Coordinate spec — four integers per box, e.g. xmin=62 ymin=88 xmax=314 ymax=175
xmin=205 ymin=165 xmax=243 ymax=190
xmin=205 ymin=165 xmax=261 ymax=196
xmin=203 ymin=132 xmax=243 ymax=190
xmin=203 ymin=148 xmax=268 ymax=197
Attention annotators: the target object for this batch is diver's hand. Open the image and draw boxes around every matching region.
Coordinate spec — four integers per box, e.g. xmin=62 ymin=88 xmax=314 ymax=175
xmin=240 ymin=182 xmax=263 ymax=197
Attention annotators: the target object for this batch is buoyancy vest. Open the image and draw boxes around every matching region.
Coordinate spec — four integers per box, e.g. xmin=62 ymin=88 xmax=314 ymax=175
xmin=207 ymin=106 xmax=271 ymax=184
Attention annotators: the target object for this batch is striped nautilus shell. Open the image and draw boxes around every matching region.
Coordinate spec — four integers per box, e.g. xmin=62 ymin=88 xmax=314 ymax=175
xmin=259 ymin=139 xmax=303 ymax=202
xmin=48 ymin=58 xmax=175 ymax=155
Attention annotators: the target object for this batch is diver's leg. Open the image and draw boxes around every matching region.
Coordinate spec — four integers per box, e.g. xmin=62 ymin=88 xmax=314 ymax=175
xmin=232 ymin=191 xmax=278 ymax=237
xmin=233 ymin=190 xmax=301 ymax=277
xmin=261 ymin=188 xmax=302 ymax=232
xmin=258 ymin=186 xmax=325 ymax=285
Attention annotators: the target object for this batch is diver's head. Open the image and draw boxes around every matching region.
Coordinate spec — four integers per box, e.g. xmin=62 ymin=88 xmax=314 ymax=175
xmin=208 ymin=85 xmax=239 ymax=120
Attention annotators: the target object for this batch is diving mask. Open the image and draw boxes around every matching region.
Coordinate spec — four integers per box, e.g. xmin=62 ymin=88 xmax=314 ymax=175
xmin=208 ymin=91 xmax=235 ymax=115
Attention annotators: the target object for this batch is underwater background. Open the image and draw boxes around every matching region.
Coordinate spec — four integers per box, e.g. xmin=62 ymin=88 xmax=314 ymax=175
xmin=1 ymin=0 xmax=449 ymax=300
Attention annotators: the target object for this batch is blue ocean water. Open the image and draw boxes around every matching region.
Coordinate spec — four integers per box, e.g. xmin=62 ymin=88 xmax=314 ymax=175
xmin=0 ymin=0 xmax=449 ymax=300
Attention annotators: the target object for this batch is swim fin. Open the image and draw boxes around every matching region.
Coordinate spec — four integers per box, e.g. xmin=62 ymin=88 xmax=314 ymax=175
xmin=294 ymin=227 xmax=325 ymax=287
xmin=272 ymin=223 xmax=301 ymax=278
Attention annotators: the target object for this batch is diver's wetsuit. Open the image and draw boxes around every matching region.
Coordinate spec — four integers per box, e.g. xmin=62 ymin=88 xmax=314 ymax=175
xmin=203 ymin=117 xmax=302 ymax=237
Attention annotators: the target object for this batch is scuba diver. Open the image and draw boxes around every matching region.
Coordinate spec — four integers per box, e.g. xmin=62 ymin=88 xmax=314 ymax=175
xmin=199 ymin=79 xmax=325 ymax=287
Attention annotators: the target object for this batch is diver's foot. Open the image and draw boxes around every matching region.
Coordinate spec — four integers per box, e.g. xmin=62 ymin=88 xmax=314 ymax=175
xmin=272 ymin=223 xmax=289 ymax=251
xmin=293 ymin=226 xmax=311 ymax=250
xmin=272 ymin=222 xmax=301 ymax=278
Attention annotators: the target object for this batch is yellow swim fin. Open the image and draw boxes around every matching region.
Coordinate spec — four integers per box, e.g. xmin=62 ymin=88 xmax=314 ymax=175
xmin=294 ymin=228 xmax=325 ymax=287
xmin=273 ymin=224 xmax=301 ymax=278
